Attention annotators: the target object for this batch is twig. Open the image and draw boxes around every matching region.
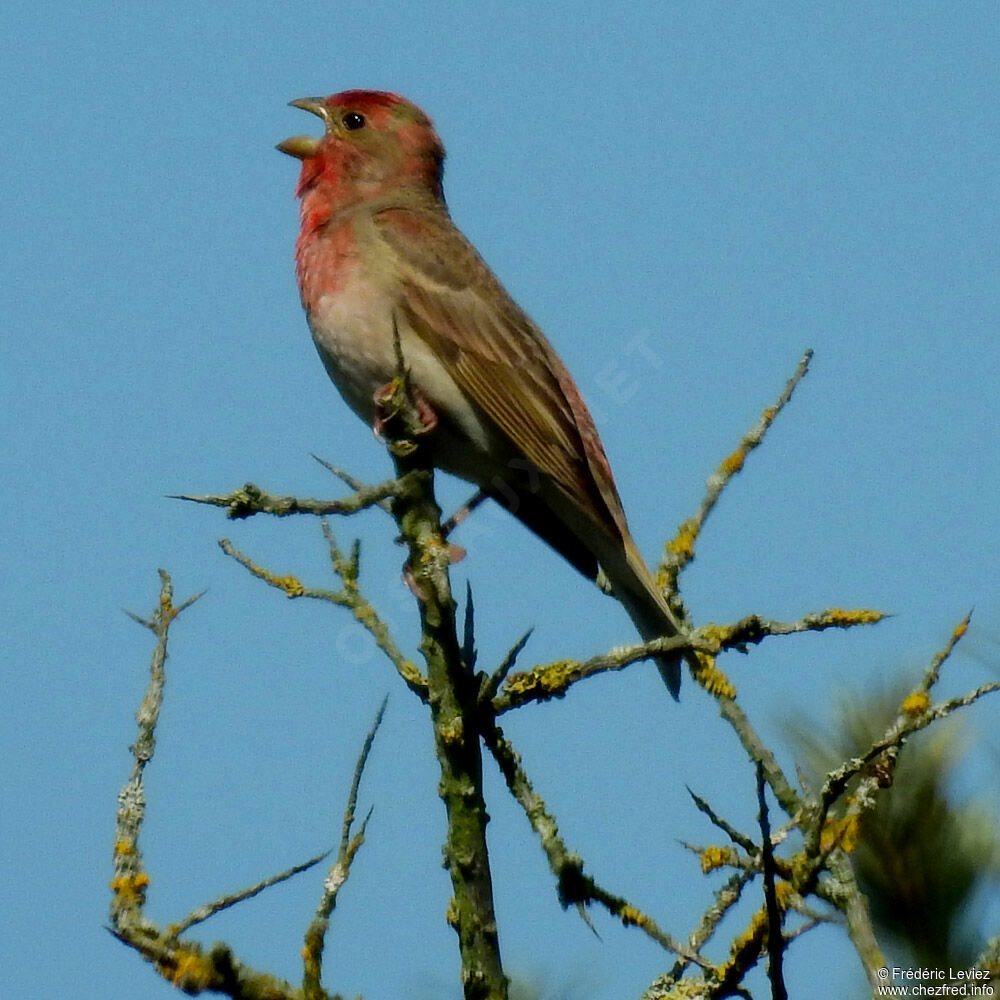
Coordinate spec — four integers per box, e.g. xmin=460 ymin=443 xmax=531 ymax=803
xmin=218 ymin=533 xmax=428 ymax=700
xmin=493 ymin=609 xmax=882 ymax=714
xmin=687 ymin=788 xmax=758 ymax=855
xmin=111 ymin=573 xmax=302 ymax=999
xmin=479 ymin=628 xmax=534 ymax=707
xmin=174 ymin=478 xmax=402 ymax=520
xmin=817 ymin=852 xmax=886 ymax=986
xmin=303 ymin=698 xmax=387 ymax=998
xmin=171 ymin=852 xmax=329 ymax=937
xmin=493 ymin=633 xmax=695 ymax=712
xmin=311 ymin=454 xmax=393 ymax=513
xmin=658 ymin=349 xmax=812 ymax=594
xmin=462 ymin=581 xmax=477 ymax=671
xmin=756 ymin=764 xmax=787 ymax=1000
xmin=442 ymin=488 xmax=490 ymax=538
xmin=112 ymin=571 xmax=201 ymax=932
xmin=483 ymin=722 xmax=708 ymax=966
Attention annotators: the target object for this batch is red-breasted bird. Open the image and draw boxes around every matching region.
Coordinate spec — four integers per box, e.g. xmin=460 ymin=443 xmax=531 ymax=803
xmin=279 ymin=90 xmax=687 ymax=696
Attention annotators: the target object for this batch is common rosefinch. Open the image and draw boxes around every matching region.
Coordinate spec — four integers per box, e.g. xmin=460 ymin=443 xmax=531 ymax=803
xmin=279 ymin=90 xmax=687 ymax=696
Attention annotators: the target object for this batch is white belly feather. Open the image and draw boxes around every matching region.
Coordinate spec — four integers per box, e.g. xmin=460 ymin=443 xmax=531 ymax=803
xmin=308 ymin=279 xmax=496 ymax=480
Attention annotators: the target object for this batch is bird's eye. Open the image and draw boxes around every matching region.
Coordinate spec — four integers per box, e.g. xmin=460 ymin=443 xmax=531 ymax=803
xmin=342 ymin=112 xmax=366 ymax=131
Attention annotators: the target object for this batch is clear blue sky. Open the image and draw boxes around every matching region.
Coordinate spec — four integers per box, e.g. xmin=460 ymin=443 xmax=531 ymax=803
xmin=3 ymin=3 xmax=998 ymax=998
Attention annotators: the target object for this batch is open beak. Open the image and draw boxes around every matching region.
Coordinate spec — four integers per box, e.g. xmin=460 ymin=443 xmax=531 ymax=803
xmin=276 ymin=98 xmax=329 ymax=159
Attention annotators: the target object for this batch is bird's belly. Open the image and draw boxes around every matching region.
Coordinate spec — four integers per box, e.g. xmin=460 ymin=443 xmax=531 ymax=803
xmin=308 ymin=290 xmax=498 ymax=483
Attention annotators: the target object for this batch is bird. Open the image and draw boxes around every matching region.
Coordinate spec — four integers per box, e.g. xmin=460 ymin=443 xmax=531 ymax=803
xmin=278 ymin=90 xmax=687 ymax=696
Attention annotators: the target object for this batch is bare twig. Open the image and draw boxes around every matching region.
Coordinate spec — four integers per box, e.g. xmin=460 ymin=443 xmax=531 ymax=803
xmin=442 ymin=488 xmax=490 ymax=538
xmin=218 ymin=533 xmax=428 ymax=700
xmin=174 ymin=478 xmax=402 ymax=520
xmin=112 ymin=571 xmax=202 ymax=933
xmin=171 ymin=852 xmax=329 ymax=937
xmin=817 ymin=852 xmax=886 ymax=986
xmin=479 ymin=628 xmax=534 ymax=706
xmin=658 ymin=349 xmax=813 ymax=594
xmin=311 ymin=453 xmax=393 ymax=513
xmin=687 ymin=788 xmax=758 ymax=855
xmin=756 ymin=764 xmax=787 ymax=1000
xmin=111 ymin=573 xmax=303 ymax=1000
xmin=303 ymin=698 xmax=387 ymax=998
xmin=483 ymin=722 xmax=707 ymax=966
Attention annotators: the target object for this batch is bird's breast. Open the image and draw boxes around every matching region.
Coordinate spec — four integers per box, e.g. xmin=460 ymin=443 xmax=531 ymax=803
xmin=306 ymin=272 xmax=498 ymax=476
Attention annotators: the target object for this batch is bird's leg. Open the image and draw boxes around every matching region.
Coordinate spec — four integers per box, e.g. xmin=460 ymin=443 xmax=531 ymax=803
xmin=373 ymin=378 xmax=439 ymax=444
xmin=442 ymin=489 xmax=489 ymax=539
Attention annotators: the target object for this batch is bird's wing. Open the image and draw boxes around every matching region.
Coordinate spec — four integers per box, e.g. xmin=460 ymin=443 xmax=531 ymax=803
xmin=374 ymin=206 xmax=630 ymax=543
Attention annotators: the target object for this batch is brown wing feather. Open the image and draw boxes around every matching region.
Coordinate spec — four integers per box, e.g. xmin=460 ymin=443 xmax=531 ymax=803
xmin=375 ymin=206 xmax=629 ymax=543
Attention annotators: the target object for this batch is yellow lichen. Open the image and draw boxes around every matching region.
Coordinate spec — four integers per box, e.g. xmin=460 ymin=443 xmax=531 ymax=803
xmin=110 ymin=871 xmax=150 ymax=907
xmin=700 ymin=845 xmax=734 ymax=874
xmin=439 ymin=717 xmax=464 ymax=745
xmin=820 ymin=814 xmax=861 ymax=854
xmin=619 ymin=904 xmax=644 ymax=928
xmin=822 ymin=608 xmax=884 ymax=627
xmin=953 ymin=618 xmax=969 ymax=641
xmin=161 ymin=949 xmax=213 ymax=991
xmin=113 ymin=839 xmax=135 ymax=857
xmin=274 ymin=574 xmax=305 ymax=597
xmin=665 ymin=520 xmax=697 ymax=559
xmin=504 ymin=661 xmax=574 ymax=699
xmin=774 ymin=880 xmax=796 ymax=909
xmin=693 ymin=654 xmax=736 ymax=699
xmin=158 ymin=592 xmax=177 ymax=622
xmin=720 ymin=450 xmax=746 ymax=475
xmin=901 ymin=690 xmax=930 ymax=716
xmin=696 ymin=623 xmax=730 ymax=653
xmin=722 ymin=907 xmax=767 ymax=970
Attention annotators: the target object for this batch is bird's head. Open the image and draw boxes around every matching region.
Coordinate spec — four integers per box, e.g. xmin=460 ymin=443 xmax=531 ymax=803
xmin=278 ymin=90 xmax=445 ymax=205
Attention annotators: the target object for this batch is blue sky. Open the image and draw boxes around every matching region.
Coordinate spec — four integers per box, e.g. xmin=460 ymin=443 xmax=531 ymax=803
xmin=3 ymin=2 xmax=998 ymax=998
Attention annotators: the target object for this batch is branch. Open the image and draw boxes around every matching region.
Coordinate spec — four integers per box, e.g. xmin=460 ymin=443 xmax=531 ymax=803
xmin=311 ymin=453 xmax=393 ymax=513
xmin=175 ymin=477 xmax=403 ymax=520
xmin=493 ymin=609 xmax=882 ymax=714
xmin=112 ymin=571 xmax=201 ymax=934
xmin=658 ymin=349 xmax=812 ymax=594
xmin=170 ymin=853 xmax=329 ymax=937
xmin=302 ymin=697 xmax=387 ymax=998
xmin=377 ymin=365 xmax=508 ymax=1000
xmin=483 ymin=722 xmax=707 ymax=967
xmin=815 ymin=852 xmax=886 ymax=986
xmin=111 ymin=573 xmax=306 ymax=1000
xmin=687 ymin=788 xmax=759 ymax=856
xmin=756 ymin=764 xmax=787 ymax=1000
xmin=218 ymin=532 xmax=428 ymax=700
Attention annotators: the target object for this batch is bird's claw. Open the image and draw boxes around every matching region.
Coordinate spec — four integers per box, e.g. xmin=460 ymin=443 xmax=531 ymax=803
xmin=373 ymin=379 xmax=439 ymax=453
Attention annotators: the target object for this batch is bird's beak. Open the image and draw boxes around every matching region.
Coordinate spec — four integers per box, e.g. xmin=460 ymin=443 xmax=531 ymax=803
xmin=276 ymin=98 xmax=330 ymax=159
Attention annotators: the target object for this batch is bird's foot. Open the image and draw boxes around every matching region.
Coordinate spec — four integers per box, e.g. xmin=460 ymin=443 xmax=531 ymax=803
xmin=441 ymin=489 xmax=489 ymax=538
xmin=373 ymin=378 xmax=438 ymax=455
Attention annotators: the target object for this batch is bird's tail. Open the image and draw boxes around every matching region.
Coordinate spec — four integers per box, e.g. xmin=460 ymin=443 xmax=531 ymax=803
xmin=613 ymin=552 xmax=687 ymax=699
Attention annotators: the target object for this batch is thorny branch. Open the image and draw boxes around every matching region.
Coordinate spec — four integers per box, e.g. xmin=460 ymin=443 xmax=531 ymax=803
xmin=176 ymin=477 xmax=402 ymax=520
xmin=111 ymin=571 xmax=387 ymax=1000
xmin=114 ymin=351 xmax=1000 ymax=1000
